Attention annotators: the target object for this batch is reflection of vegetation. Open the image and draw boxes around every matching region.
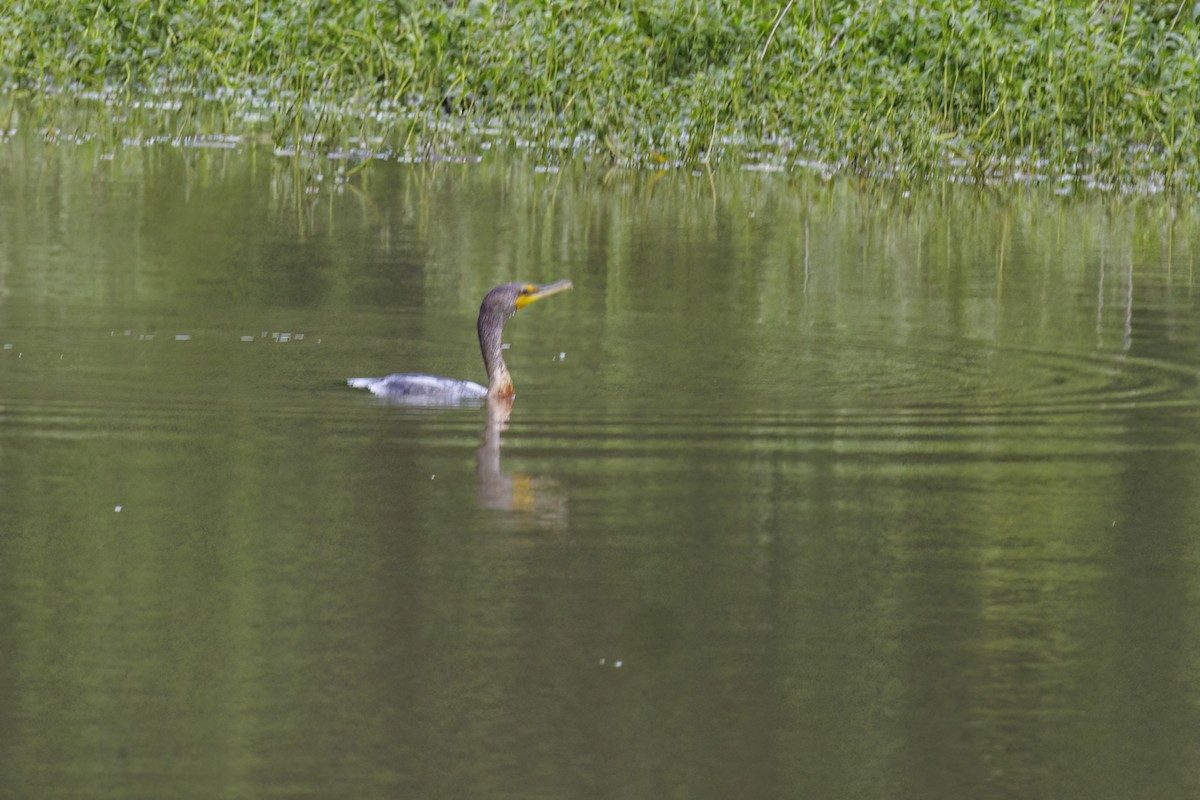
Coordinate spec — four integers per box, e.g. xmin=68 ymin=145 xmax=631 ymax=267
xmin=3 ymin=1 xmax=1199 ymax=187
xmin=3 ymin=134 xmax=1193 ymax=325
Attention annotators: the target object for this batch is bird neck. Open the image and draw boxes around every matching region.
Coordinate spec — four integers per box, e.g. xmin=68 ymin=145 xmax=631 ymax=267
xmin=478 ymin=307 xmax=514 ymax=397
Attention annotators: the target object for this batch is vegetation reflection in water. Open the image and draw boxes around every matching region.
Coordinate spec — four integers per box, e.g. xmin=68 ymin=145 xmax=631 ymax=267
xmin=2 ymin=137 xmax=1200 ymax=799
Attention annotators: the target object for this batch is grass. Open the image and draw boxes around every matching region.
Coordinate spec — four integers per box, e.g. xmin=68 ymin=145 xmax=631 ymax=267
xmin=2 ymin=0 xmax=1199 ymax=189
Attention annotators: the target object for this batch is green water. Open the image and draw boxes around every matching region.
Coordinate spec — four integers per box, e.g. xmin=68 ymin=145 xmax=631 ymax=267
xmin=3 ymin=131 xmax=1200 ymax=799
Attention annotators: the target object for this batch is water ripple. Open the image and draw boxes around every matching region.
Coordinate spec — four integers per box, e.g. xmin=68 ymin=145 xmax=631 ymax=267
xmin=521 ymin=339 xmax=1200 ymax=466
xmin=785 ymin=338 xmax=1199 ymax=417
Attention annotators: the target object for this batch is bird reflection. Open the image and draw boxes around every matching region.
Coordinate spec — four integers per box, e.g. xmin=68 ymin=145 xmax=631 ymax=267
xmin=475 ymin=396 xmax=566 ymax=526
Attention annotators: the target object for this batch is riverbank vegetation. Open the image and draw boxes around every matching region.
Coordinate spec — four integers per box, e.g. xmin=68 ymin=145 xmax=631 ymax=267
xmin=3 ymin=0 xmax=1199 ymax=189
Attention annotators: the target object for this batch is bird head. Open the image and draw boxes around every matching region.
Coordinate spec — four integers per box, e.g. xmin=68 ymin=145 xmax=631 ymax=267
xmin=481 ymin=280 xmax=574 ymax=317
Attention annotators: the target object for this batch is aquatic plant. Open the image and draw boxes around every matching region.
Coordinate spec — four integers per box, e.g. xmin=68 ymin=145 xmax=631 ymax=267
xmin=2 ymin=0 xmax=1198 ymax=188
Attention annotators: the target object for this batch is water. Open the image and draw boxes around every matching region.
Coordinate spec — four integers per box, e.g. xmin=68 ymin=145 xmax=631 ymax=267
xmin=3 ymin=131 xmax=1200 ymax=799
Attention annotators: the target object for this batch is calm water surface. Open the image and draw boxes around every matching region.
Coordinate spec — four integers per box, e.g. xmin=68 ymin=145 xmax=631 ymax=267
xmin=3 ymin=133 xmax=1200 ymax=799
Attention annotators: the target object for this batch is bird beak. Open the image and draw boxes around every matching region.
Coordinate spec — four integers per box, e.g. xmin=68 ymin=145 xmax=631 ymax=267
xmin=515 ymin=279 xmax=574 ymax=311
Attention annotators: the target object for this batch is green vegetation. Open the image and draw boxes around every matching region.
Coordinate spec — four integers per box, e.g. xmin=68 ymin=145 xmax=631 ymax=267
xmin=3 ymin=0 xmax=1200 ymax=188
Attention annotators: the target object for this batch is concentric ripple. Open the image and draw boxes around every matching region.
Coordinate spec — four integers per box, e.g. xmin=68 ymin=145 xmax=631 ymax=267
xmin=796 ymin=338 xmax=1200 ymax=417
xmin=518 ymin=336 xmax=1200 ymax=469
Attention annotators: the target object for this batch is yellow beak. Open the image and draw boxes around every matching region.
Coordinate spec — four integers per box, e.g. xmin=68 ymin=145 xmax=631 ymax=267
xmin=514 ymin=279 xmax=574 ymax=311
